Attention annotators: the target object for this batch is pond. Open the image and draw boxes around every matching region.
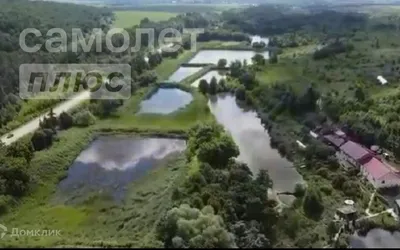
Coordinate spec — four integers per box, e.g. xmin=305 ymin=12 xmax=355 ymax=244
xmin=208 ymin=94 xmax=304 ymax=204
xmin=350 ymin=229 xmax=400 ymax=248
xmin=251 ymin=35 xmax=269 ymax=46
xmin=56 ymin=136 xmax=186 ymax=203
xmin=137 ymin=88 xmax=193 ymax=114
xmin=191 ymin=70 xmax=227 ymax=88
xmin=167 ymin=66 xmax=203 ymax=83
xmin=188 ymin=50 xmax=270 ymax=65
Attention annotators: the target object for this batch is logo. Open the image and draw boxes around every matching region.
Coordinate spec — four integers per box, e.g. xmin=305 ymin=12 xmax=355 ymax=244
xmin=0 ymin=224 xmax=7 ymax=239
xmin=19 ymin=64 xmax=131 ymax=100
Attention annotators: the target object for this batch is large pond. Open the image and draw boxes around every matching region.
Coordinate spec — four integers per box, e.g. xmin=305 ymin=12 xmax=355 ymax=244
xmin=191 ymin=70 xmax=227 ymax=88
xmin=350 ymin=229 xmax=400 ymax=248
xmin=167 ymin=67 xmax=203 ymax=83
xmin=188 ymin=50 xmax=270 ymax=65
xmin=138 ymin=88 xmax=193 ymax=114
xmin=208 ymin=94 xmax=304 ymax=204
xmin=56 ymin=136 xmax=186 ymax=203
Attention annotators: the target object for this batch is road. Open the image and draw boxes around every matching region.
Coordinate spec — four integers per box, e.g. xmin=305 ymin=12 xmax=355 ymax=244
xmin=0 ymin=91 xmax=90 ymax=146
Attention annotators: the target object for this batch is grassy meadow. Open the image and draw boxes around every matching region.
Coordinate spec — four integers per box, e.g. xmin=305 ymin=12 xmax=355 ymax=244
xmin=113 ymin=10 xmax=176 ymax=28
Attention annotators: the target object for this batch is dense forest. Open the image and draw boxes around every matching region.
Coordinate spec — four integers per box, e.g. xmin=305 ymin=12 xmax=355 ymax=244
xmin=0 ymin=0 xmax=112 ymax=129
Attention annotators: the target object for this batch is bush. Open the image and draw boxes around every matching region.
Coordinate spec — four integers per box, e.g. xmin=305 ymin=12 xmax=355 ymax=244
xmin=73 ymin=110 xmax=96 ymax=127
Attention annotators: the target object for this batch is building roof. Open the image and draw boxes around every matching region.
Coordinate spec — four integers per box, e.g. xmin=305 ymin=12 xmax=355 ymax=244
xmin=324 ymin=134 xmax=346 ymax=147
xmin=377 ymin=75 xmax=388 ymax=85
xmin=340 ymin=141 xmax=372 ymax=162
xmin=337 ymin=205 xmax=357 ymax=215
xmin=309 ymin=131 xmax=319 ymax=139
xmin=335 ymin=129 xmax=346 ymax=137
xmin=362 ymin=157 xmax=400 ymax=181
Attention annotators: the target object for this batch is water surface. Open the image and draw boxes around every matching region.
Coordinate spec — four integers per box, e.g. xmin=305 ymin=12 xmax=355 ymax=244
xmin=56 ymin=136 xmax=186 ymax=203
xmin=191 ymin=70 xmax=227 ymax=88
xmin=208 ymin=94 xmax=303 ymax=204
xmin=189 ymin=50 xmax=270 ymax=65
xmin=350 ymin=229 xmax=400 ymax=248
xmin=138 ymin=88 xmax=193 ymax=114
xmin=167 ymin=67 xmax=203 ymax=83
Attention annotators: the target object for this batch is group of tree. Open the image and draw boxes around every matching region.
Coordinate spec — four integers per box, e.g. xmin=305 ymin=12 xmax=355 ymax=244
xmin=157 ymin=122 xmax=279 ymax=248
xmin=0 ymin=139 xmax=33 ymax=214
xmin=221 ymin=5 xmax=368 ymax=38
xmin=0 ymin=0 xmax=112 ymax=129
xmin=198 ymin=77 xmax=227 ymax=96
xmin=197 ymin=30 xmax=251 ymax=43
xmin=313 ymin=40 xmax=354 ymax=60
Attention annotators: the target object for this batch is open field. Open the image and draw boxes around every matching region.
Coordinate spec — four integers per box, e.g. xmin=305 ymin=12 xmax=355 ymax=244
xmin=113 ymin=10 xmax=176 ymax=28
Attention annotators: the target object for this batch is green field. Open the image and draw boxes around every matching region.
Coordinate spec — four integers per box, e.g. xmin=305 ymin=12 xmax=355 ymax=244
xmin=113 ymin=11 xmax=177 ymax=28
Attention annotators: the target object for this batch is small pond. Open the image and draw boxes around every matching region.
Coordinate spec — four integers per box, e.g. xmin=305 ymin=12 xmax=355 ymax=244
xmin=350 ymin=229 xmax=400 ymax=248
xmin=188 ymin=50 xmax=270 ymax=65
xmin=208 ymin=94 xmax=304 ymax=205
xmin=138 ymin=88 xmax=193 ymax=114
xmin=167 ymin=66 xmax=203 ymax=83
xmin=56 ymin=136 xmax=186 ymax=203
xmin=191 ymin=70 xmax=227 ymax=88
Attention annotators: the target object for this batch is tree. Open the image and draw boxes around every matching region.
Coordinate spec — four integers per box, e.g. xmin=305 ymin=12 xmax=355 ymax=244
xmin=269 ymin=54 xmax=278 ymax=64
xmin=230 ymin=60 xmax=243 ymax=78
xmin=218 ymin=58 xmax=228 ymax=68
xmin=235 ymin=85 xmax=246 ymax=101
xmin=198 ymin=79 xmax=209 ymax=95
xmin=59 ymin=111 xmax=73 ymax=130
xmin=156 ymin=204 xmax=236 ymax=248
xmin=31 ymin=129 xmax=54 ymax=151
xmin=293 ymin=183 xmax=306 ymax=197
xmin=218 ymin=78 xmax=227 ymax=91
xmin=209 ymin=77 xmax=218 ymax=95
xmin=6 ymin=140 xmax=34 ymax=164
xmin=252 ymin=54 xmax=265 ymax=65
xmin=302 ymin=186 xmax=324 ymax=219
xmin=73 ymin=110 xmax=96 ymax=127
xmin=197 ymin=134 xmax=239 ymax=167
xmin=355 ymin=87 xmax=365 ymax=102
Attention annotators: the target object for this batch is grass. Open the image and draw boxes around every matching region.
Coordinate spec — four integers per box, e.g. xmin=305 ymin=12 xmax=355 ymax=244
xmin=113 ymin=11 xmax=176 ymax=28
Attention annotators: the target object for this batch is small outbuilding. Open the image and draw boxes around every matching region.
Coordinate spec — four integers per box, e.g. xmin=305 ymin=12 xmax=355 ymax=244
xmin=377 ymin=75 xmax=388 ymax=85
xmin=336 ymin=205 xmax=358 ymax=222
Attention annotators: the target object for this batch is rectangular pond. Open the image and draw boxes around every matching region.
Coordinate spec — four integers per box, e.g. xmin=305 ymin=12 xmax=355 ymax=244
xmin=137 ymin=88 xmax=193 ymax=115
xmin=55 ymin=136 xmax=187 ymax=204
xmin=188 ymin=50 xmax=270 ymax=65
xmin=167 ymin=66 xmax=203 ymax=83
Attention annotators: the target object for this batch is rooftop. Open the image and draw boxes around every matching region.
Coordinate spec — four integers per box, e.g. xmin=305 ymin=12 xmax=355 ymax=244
xmin=377 ymin=75 xmax=388 ymax=85
xmin=340 ymin=141 xmax=372 ymax=162
xmin=337 ymin=205 xmax=357 ymax=215
xmin=363 ymin=157 xmax=400 ymax=181
xmin=324 ymin=134 xmax=346 ymax=148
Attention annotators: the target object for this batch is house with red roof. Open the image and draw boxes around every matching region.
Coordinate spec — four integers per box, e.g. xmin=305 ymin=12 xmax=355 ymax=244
xmin=361 ymin=157 xmax=400 ymax=189
xmin=338 ymin=140 xmax=374 ymax=169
